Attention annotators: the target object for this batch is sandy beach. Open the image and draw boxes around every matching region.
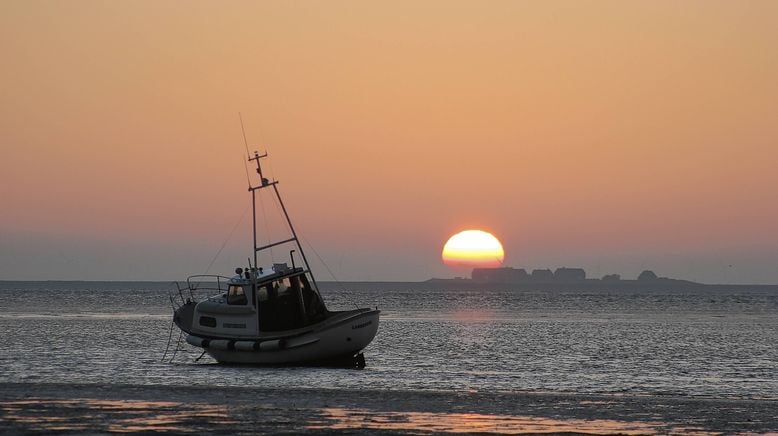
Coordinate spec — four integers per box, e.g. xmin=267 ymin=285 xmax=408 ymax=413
xmin=2 ymin=382 xmax=776 ymax=434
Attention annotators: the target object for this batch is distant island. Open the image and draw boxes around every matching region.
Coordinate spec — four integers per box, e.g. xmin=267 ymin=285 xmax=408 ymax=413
xmin=471 ymin=266 xmax=665 ymax=283
xmin=425 ymin=267 xmax=778 ymax=291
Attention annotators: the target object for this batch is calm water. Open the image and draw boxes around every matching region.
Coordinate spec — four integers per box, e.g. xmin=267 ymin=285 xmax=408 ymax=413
xmin=0 ymin=281 xmax=777 ymax=400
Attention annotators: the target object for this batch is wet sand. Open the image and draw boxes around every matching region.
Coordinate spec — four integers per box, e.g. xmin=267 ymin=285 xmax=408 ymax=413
xmin=1 ymin=382 xmax=776 ymax=434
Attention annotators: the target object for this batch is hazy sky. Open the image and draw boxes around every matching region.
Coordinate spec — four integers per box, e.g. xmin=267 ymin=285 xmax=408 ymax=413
xmin=2 ymin=1 xmax=777 ymax=282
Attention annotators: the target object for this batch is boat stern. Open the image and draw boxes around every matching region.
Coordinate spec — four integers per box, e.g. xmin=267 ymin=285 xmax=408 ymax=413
xmin=343 ymin=308 xmax=380 ymax=352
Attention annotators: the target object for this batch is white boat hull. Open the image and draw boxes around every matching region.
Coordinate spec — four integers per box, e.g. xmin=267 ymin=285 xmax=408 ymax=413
xmin=185 ymin=309 xmax=379 ymax=365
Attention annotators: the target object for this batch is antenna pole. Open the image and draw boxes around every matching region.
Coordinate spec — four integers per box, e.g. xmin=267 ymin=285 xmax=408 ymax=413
xmin=240 ymin=113 xmax=258 ymax=267
xmin=249 ymin=151 xmax=270 ymax=184
xmin=239 ymin=112 xmax=251 ymax=157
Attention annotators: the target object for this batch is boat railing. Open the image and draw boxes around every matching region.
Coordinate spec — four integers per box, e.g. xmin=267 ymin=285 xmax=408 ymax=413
xmin=168 ymin=274 xmax=233 ymax=309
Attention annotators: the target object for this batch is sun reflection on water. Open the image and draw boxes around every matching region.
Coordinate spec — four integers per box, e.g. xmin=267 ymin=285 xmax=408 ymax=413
xmin=0 ymin=398 xmax=729 ymax=434
xmin=309 ymin=408 xmax=687 ymax=435
xmin=0 ymin=399 xmax=234 ymax=433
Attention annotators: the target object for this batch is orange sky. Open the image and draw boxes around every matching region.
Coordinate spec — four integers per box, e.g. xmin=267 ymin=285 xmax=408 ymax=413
xmin=1 ymin=1 xmax=777 ymax=282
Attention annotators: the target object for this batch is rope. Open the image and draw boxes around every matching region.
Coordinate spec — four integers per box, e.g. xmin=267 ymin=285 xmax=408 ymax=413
xmin=160 ymin=319 xmax=176 ymax=362
xmin=169 ymin=328 xmax=183 ymax=363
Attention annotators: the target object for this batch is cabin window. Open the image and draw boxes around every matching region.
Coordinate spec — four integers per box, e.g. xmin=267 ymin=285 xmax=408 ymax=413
xmin=227 ymin=285 xmax=247 ymax=305
xmin=199 ymin=316 xmax=217 ymax=327
xmin=257 ymin=274 xmax=328 ymax=332
xmin=257 ymin=277 xmax=304 ymax=331
xmin=299 ymin=275 xmax=327 ymax=323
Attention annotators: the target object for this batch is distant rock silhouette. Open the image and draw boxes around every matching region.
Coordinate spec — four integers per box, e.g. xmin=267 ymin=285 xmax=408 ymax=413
xmin=554 ymin=267 xmax=586 ymax=281
xmin=638 ymin=270 xmax=658 ymax=281
xmin=531 ymin=269 xmax=554 ymax=281
xmin=462 ymin=266 xmax=689 ymax=288
xmin=473 ymin=267 xmax=589 ymax=283
xmin=472 ymin=267 xmax=529 ymax=282
xmin=426 ymin=266 xmax=775 ymax=290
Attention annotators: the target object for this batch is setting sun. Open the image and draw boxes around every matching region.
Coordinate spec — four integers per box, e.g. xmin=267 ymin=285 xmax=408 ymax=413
xmin=442 ymin=230 xmax=505 ymax=268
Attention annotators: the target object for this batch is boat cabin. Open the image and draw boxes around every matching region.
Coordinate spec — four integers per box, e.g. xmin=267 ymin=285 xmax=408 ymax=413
xmin=192 ymin=263 xmax=328 ymax=337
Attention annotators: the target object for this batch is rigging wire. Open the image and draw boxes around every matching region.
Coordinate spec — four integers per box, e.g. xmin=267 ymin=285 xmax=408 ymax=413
xmin=266 ymin=147 xmax=277 ymax=183
xmin=237 ymin=115 xmax=352 ymax=307
xmin=266 ymin=183 xmax=357 ymax=308
xmin=202 ymin=204 xmax=250 ymax=276
xmin=301 ymin=236 xmax=340 ymax=283
xmin=301 ymin=235 xmax=359 ymax=310
xmin=197 ymin=115 xmax=255 ymax=279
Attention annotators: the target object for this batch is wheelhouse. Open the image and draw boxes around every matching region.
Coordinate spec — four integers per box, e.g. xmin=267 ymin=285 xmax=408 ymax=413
xmin=255 ymin=269 xmax=327 ymax=331
xmin=193 ymin=263 xmax=329 ymax=335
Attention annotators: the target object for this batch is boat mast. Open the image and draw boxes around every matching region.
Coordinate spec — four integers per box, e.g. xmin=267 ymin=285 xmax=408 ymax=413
xmin=247 ymin=151 xmax=319 ymax=290
xmin=248 ymin=150 xmax=267 ymax=269
xmin=252 ymin=184 xmax=258 ymax=269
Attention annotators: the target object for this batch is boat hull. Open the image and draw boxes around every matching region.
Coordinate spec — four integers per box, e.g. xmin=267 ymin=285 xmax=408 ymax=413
xmin=185 ymin=309 xmax=379 ymax=365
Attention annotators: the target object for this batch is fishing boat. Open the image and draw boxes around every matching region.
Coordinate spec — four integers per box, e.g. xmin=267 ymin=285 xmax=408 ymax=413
xmin=169 ymin=150 xmax=380 ymax=366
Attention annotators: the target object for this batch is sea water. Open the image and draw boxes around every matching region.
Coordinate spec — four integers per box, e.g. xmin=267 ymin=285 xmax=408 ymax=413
xmin=1 ymin=280 xmax=776 ymax=400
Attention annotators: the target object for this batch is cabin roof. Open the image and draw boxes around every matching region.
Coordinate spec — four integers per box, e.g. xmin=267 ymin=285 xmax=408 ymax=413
xmin=227 ymin=267 xmax=306 ymax=285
